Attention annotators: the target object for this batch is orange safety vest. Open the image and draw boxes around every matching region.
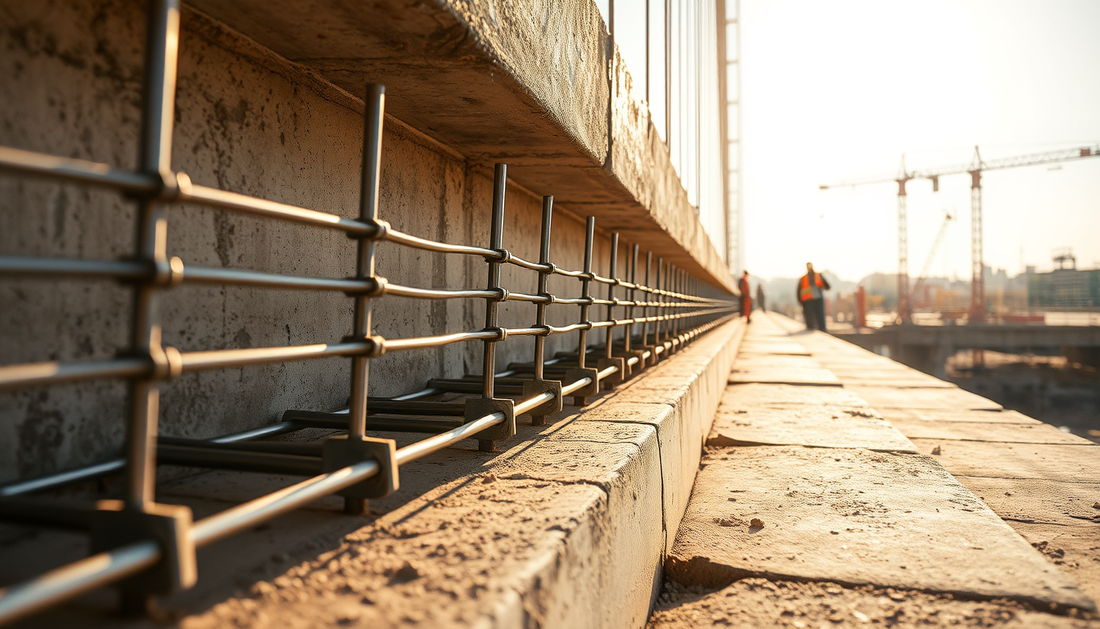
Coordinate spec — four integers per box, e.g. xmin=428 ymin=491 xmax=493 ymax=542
xmin=799 ymin=272 xmax=824 ymax=302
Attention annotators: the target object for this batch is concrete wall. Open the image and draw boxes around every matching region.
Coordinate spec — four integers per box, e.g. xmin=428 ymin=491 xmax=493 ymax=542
xmin=0 ymin=0 xmax=731 ymax=485
xmin=0 ymin=0 xmax=640 ymax=482
xmin=183 ymin=0 xmax=736 ymax=290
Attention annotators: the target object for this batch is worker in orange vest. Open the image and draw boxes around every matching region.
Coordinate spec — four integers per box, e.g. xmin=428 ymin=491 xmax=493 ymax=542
xmin=796 ymin=262 xmax=830 ymax=331
xmin=738 ymin=271 xmax=753 ymax=323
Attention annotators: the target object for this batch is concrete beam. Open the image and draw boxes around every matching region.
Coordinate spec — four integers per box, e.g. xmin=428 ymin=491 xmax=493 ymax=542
xmin=839 ymin=324 xmax=1100 ymax=351
xmin=184 ymin=0 xmax=736 ymax=291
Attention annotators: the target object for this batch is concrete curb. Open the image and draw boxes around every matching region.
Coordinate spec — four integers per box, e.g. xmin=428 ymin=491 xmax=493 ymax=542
xmin=487 ymin=317 xmax=747 ymax=627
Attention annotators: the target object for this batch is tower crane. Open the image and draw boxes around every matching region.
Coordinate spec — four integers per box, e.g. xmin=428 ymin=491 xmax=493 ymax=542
xmin=911 ymin=210 xmax=952 ymax=309
xmin=820 ymin=144 xmax=1100 ymax=324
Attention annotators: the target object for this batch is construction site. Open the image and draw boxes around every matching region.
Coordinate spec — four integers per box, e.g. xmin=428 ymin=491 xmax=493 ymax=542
xmin=1 ymin=0 xmax=1098 ymax=627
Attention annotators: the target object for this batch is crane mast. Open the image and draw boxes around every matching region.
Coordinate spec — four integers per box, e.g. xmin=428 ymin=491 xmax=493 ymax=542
xmin=820 ymin=144 xmax=1099 ymax=324
xmin=912 ymin=211 xmax=953 ymax=307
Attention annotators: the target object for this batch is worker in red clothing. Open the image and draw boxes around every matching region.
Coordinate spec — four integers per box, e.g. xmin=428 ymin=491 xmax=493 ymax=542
xmin=796 ymin=262 xmax=830 ymax=331
xmin=738 ymin=270 xmax=753 ymax=323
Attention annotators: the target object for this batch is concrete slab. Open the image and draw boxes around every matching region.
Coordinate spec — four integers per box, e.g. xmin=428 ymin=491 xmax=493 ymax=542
xmin=850 ymin=386 xmax=1003 ymax=411
xmin=739 ymin=340 xmax=809 ymax=351
xmin=708 ymin=390 xmax=916 ymax=453
xmin=737 ymin=342 xmax=812 ymax=356
xmin=733 ymin=355 xmax=822 ymax=369
xmin=665 ymin=446 xmax=1093 ymax=610
xmin=811 ymin=351 xmax=904 ymax=362
xmin=723 ymin=382 xmax=872 ymax=409
xmin=729 ymin=368 xmax=842 ymax=387
xmin=891 ymin=419 xmax=1095 ymax=445
xmin=876 ymin=407 xmax=1042 ymax=425
xmin=911 ymin=439 xmax=1100 ymax=483
xmin=829 ymin=367 xmax=954 ymax=388
xmin=846 ymin=379 xmax=959 ymax=389
xmin=827 ymin=358 xmax=932 ymax=369
xmin=649 ymin=577 xmax=1093 ymax=629
xmin=956 ymin=476 xmax=1100 ymax=527
xmin=1013 ymin=522 xmax=1100 ymax=608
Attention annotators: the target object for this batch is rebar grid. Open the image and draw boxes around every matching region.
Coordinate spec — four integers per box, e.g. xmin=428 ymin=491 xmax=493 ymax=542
xmin=0 ymin=0 xmax=735 ymax=623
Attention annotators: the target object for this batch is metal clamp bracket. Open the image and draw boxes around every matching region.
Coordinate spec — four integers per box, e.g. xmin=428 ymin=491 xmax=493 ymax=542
xmin=464 ymin=397 xmax=515 ymax=446
xmin=597 ymin=357 xmax=627 ymax=389
xmin=89 ymin=500 xmax=197 ymax=595
xmin=521 ymin=379 xmax=563 ymax=426
xmin=322 ymin=435 xmax=399 ymax=500
xmin=623 ymin=349 xmax=649 ymax=376
xmin=564 ymin=367 xmax=600 ymax=400
xmin=636 ymin=345 xmax=660 ymax=367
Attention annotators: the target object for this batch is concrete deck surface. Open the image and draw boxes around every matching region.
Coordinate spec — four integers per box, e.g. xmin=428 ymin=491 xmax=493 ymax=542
xmin=655 ymin=313 xmax=1099 ymax=628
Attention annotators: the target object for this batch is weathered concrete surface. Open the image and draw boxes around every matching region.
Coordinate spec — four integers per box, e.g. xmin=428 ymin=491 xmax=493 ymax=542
xmin=737 ymin=342 xmax=812 ymax=356
xmin=876 ymin=407 xmax=1042 ymax=425
xmin=848 ymin=386 xmax=1004 ymax=411
xmin=729 ymin=367 xmax=841 ymax=387
xmin=1016 ymin=523 xmax=1100 ymax=610
xmin=708 ymin=386 xmax=916 ymax=453
xmin=824 ymin=368 xmax=956 ymax=388
xmin=891 ymin=420 xmax=1095 ymax=445
xmin=713 ymin=382 xmax=871 ymax=410
xmin=774 ymin=315 xmax=1100 ymax=612
xmin=181 ymin=0 xmax=735 ymax=289
xmin=657 ymin=314 xmax=1096 ymax=628
xmin=581 ymin=319 xmax=747 ymax=553
xmin=912 ymin=440 xmax=1100 ymax=484
xmin=959 ymin=477 xmax=1100 ymax=527
xmin=665 ymin=446 xmax=1093 ymax=610
xmin=649 ymin=578 xmax=1099 ymax=629
xmin=732 ymin=354 xmax=822 ymax=369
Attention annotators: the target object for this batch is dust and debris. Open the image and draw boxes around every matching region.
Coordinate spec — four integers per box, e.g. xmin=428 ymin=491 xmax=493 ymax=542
xmin=649 ymin=577 xmax=1097 ymax=628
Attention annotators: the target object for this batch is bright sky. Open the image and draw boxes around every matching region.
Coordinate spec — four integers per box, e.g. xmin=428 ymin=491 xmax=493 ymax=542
xmin=740 ymin=0 xmax=1100 ymax=282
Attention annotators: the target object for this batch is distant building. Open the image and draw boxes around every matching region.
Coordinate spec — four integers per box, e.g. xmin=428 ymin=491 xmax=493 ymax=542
xmin=1028 ymin=268 xmax=1100 ymax=309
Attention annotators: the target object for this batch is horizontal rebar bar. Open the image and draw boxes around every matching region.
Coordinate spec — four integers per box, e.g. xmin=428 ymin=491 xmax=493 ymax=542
xmin=0 ymin=146 xmax=159 ymax=194
xmin=183 ymin=183 xmax=375 ymax=236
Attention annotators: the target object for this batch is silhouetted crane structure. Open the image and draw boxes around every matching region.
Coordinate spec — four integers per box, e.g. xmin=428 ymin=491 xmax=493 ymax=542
xmin=820 ymin=144 xmax=1100 ymax=324
xmin=911 ymin=210 xmax=953 ymax=308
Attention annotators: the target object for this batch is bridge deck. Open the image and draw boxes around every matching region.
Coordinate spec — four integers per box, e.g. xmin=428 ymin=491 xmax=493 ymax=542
xmin=652 ymin=313 xmax=1099 ymax=627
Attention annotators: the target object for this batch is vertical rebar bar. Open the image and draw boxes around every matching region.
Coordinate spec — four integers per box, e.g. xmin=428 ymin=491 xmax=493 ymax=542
xmin=668 ymin=266 xmax=677 ymax=343
xmin=341 ymin=84 xmax=386 ymax=516
xmin=573 ymin=217 xmax=595 ymax=406
xmin=626 ymin=243 xmax=638 ymax=353
xmin=642 ymin=252 xmax=652 ymax=347
xmin=576 ymin=217 xmax=595 ymax=371
xmin=348 ymin=84 xmax=385 ymax=441
xmin=533 ymin=196 xmax=553 ymax=381
xmin=124 ymin=0 xmax=181 ymax=512
xmin=605 ymin=233 xmax=619 ymax=359
xmin=655 ymin=258 xmax=664 ymax=347
xmin=482 ymin=164 xmax=507 ymax=400
xmin=667 ymin=263 xmax=676 ymax=344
